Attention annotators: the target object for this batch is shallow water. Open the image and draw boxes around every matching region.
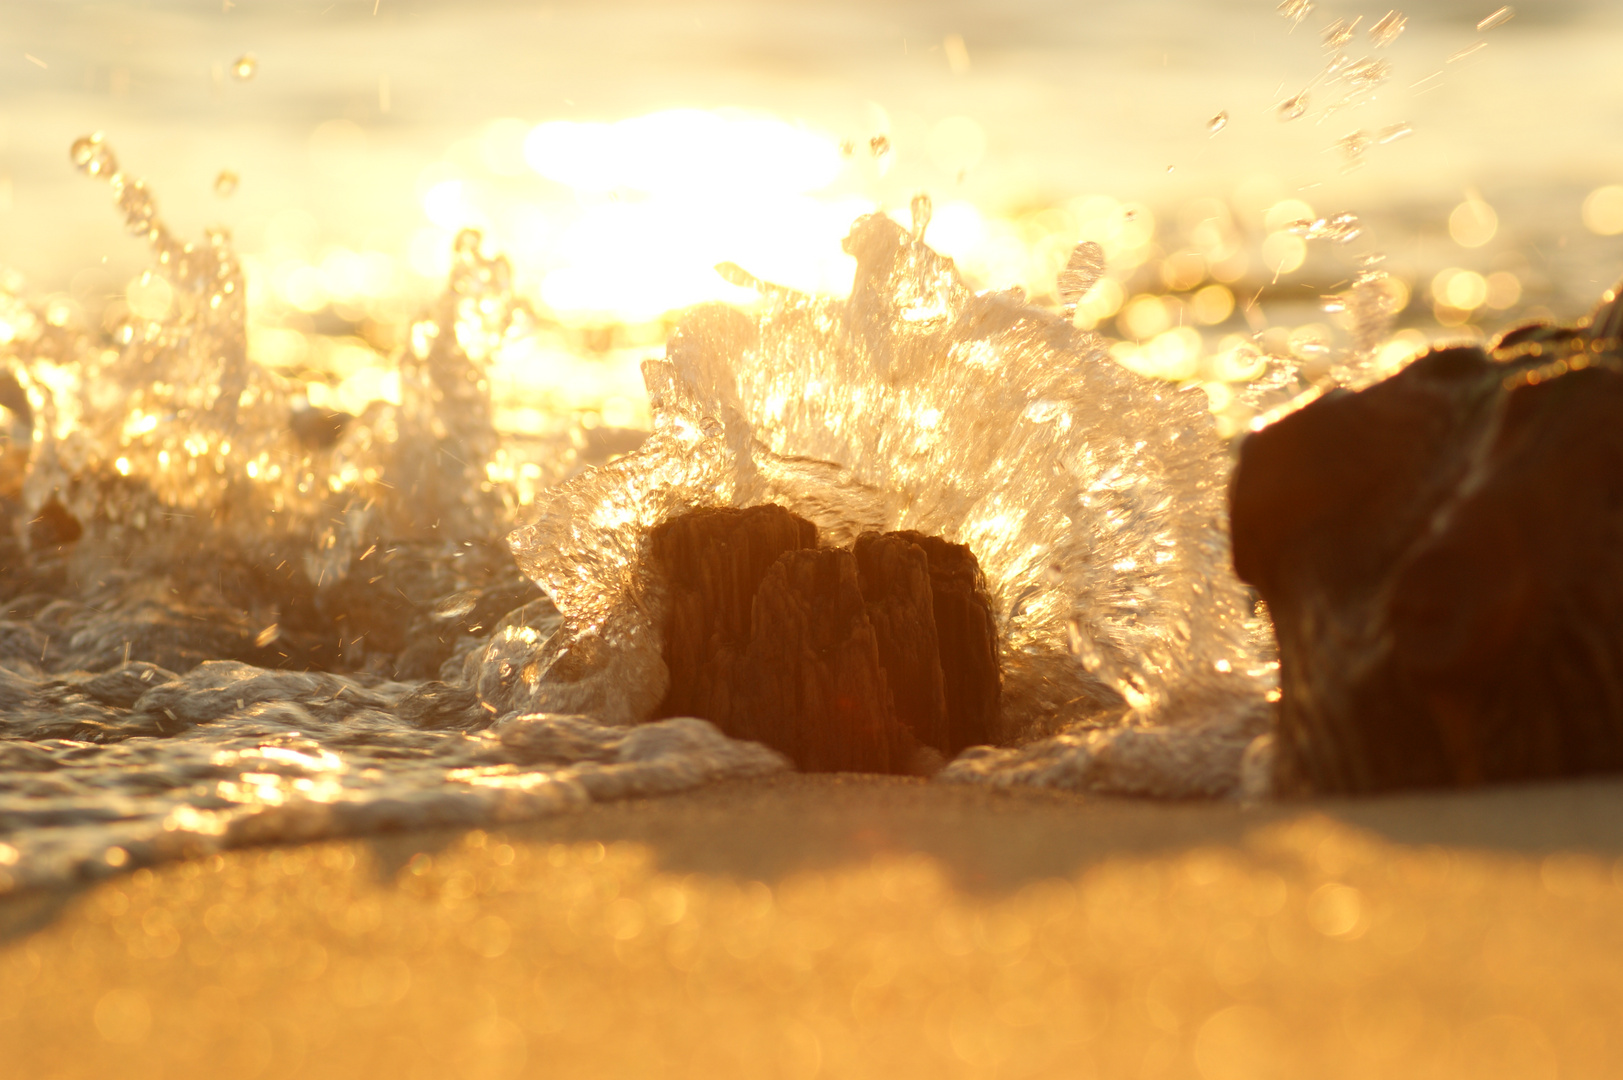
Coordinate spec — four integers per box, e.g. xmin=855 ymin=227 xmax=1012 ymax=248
xmin=2 ymin=0 xmax=1621 ymax=891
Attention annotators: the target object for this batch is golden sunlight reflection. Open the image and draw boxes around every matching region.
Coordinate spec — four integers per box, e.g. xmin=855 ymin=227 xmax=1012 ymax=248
xmin=7 ymin=806 xmax=1623 ymax=1078
xmin=161 ymin=95 xmax=1553 ymax=459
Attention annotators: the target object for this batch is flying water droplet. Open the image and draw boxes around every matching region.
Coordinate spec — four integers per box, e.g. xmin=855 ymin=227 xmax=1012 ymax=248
xmin=1277 ymin=92 xmax=1310 ymax=121
xmin=1337 ymin=130 xmax=1373 ymax=161
xmin=114 ymin=178 xmax=157 ymax=235
xmin=715 ymin=261 xmax=765 ymax=291
xmin=432 ymin=592 xmax=478 ymax=622
xmin=69 ymin=133 xmax=117 ymax=178
xmin=1277 ymin=0 xmax=1314 ymax=27
xmin=1344 ymin=58 xmax=1391 ymax=89
xmin=231 ymin=54 xmax=257 ymax=81
xmin=1378 ymin=122 xmax=1413 ymax=144
xmin=1448 ymin=41 xmax=1487 ymax=62
xmin=1477 ymin=5 xmax=1514 ymax=31
xmin=1370 ymin=11 xmax=1407 ymax=46
xmin=1322 ymin=17 xmax=1361 ymax=50
xmin=1056 ymin=242 xmax=1106 ymax=308
xmin=1324 ymin=212 xmax=1363 ymax=243
xmin=213 ymin=170 xmax=239 ymax=198
xmin=453 ymin=228 xmax=483 ymax=260
xmin=910 ymin=192 xmax=933 ymax=241
xmin=869 ymin=134 xmax=892 ymax=177
xmin=1207 ymin=111 xmax=1229 ymax=135
xmin=1321 ymin=294 xmax=1348 ymax=314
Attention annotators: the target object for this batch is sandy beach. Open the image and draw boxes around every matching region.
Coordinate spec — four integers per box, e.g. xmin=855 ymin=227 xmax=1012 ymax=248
xmin=5 ymin=774 xmax=1623 ymax=1079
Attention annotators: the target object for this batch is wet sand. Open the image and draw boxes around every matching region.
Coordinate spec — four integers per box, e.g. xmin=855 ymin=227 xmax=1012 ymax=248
xmin=4 ymin=774 xmax=1623 ymax=1079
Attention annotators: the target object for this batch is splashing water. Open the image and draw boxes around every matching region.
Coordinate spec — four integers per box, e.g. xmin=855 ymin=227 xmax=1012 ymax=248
xmin=505 ymin=212 xmax=1271 ymax=741
xmin=1277 ymin=92 xmax=1310 ymax=122
xmin=0 ymin=140 xmax=782 ymax=892
xmin=1277 ymin=0 xmax=1314 ymax=28
xmin=1369 ymin=11 xmax=1407 ymax=47
xmin=2 ymin=124 xmax=1376 ymax=891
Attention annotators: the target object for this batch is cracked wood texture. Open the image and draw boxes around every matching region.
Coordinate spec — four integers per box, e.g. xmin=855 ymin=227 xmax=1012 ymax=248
xmin=650 ymin=505 xmax=1000 ymax=773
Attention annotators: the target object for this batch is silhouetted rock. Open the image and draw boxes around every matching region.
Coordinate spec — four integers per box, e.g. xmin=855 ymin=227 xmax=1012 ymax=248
xmin=737 ymin=547 xmax=916 ymax=773
xmin=651 ymin=504 xmax=818 ymax=725
xmin=1232 ymin=286 xmax=1623 ymax=794
xmin=853 ymin=533 xmax=949 ymax=754
xmin=651 ymin=504 xmax=1001 ymax=773
xmin=877 ymin=530 xmax=1001 ymax=754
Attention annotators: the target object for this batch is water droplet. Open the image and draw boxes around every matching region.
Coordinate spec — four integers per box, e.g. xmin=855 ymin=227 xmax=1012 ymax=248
xmin=1448 ymin=41 xmax=1487 ymax=63
xmin=1057 ymin=242 xmax=1106 ymax=307
xmin=1337 ymin=130 xmax=1373 ymax=161
xmin=1287 ymin=218 xmax=1317 ymax=237
xmin=1370 ymin=10 xmax=1407 ymax=46
xmin=114 ymin=178 xmax=157 ymax=234
xmin=1477 ymin=5 xmax=1514 ymax=31
xmin=699 ymin=416 xmax=724 ymax=438
xmin=1360 ymin=251 xmax=1388 ymax=268
xmin=70 ymin=133 xmax=117 ymax=178
xmin=1327 ymin=212 xmax=1363 ymax=243
xmin=1321 ymin=294 xmax=1348 ymax=314
xmin=1277 ymin=0 xmax=1314 ymax=26
xmin=1378 ymin=122 xmax=1413 ymax=144
xmin=1207 ymin=111 xmax=1229 ymax=135
xmin=433 ymin=592 xmax=478 ymax=621
xmin=869 ymin=134 xmax=892 ymax=177
xmin=213 ymin=170 xmax=239 ymax=198
xmin=453 ymin=228 xmax=483 ymax=259
xmin=231 ymin=53 xmax=257 ymax=81
xmin=910 ymin=192 xmax=933 ymax=241
xmin=1322 ymin=17 xmax=1360 ymax=50
xmin=1343 ymin=58 xmax=1391 ymax=89
xmin=1277 ymin=92 xmax=1310 ymax=121
xmin=714 ymin=262 xmax=764 ymax=291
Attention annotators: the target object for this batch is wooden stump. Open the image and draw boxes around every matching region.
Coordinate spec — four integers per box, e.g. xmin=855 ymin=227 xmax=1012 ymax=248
xmin=651 ymin=505 xmax=1000 ymax=773
xmin=1231 ymin=302 xmax=1623 ymax=794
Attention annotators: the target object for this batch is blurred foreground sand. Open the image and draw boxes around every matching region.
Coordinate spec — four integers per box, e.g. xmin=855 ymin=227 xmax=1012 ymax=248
xmin=3 ymin=774 xmax=1623 ymax=1079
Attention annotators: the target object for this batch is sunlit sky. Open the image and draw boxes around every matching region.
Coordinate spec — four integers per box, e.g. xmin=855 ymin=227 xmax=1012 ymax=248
xmin=4 ymin=0 xmax=1623 ymax=426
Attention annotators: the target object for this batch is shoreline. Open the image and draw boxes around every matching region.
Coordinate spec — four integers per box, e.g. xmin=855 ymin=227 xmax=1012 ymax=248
xmin=5 ymin=773 xmax=1623 ymax=1078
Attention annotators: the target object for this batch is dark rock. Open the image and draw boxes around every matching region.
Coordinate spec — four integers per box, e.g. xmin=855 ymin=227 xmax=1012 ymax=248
xmin=651 ymin=504 xmax=1001 ymax=773
xmin=738 ymin=547 xmax=917 ymax=773
xmin=852 ymin=533 xmax=949 ymax=753
xmin=1232 ymin=286 xmax=1623 ymax=794
xmin=872 ymin=530 xmax=1001 ymax=754
xmin=651 ymin=504 xmax=818 ymax=724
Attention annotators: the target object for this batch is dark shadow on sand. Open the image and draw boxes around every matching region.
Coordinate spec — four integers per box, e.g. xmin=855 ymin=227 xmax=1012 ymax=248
xmin=8 ymin=773 xmax=1623 ymax=945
